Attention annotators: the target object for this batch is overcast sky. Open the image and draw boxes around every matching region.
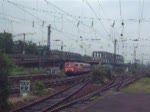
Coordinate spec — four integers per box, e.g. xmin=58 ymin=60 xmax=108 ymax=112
xmin=0 ymin=0 xmax=150 ymax=63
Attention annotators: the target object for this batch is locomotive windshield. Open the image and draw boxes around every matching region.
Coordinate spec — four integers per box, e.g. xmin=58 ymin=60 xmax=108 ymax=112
xmin=65 ymin=63 xmax=74 ymax=67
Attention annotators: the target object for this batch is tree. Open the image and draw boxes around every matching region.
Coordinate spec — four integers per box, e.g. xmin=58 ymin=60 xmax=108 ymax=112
xmin=0 ymin=54 xmax=12 ymax=111
xmin=0 ymin=32 xmax=13 ymax=54
xmin=0 ymin=32 xmax=49 ymax=55
xmin=25 ymin=41 xmax=38 ymax=55
xmin=13 ymin=40 xmax=24 ymax=54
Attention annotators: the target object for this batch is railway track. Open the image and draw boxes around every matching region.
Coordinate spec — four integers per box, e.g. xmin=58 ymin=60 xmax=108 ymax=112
xmin=50 ymin=75 xmax=142 ymax=112
xmin=10 ymin=79 xmax=90 ymax=112
xmin=9 ymin=74 xmax=90 ymax=94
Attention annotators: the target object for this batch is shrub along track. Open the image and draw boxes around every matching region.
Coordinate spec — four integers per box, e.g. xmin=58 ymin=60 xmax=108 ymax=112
xmin=9 ymin=74 xmax=91 ymax=94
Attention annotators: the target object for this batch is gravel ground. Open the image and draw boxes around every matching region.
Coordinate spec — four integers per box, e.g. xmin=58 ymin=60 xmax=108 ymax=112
xmin=79 ymin=92 xmax=150 ymax=112
xmin=74 ymin=83 xmax=101 ymax=99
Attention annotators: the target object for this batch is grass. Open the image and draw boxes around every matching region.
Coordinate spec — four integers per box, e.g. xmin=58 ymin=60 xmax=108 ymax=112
xmin=9 ymin=95 xmax=37 ymax=104
xmin=29 ymin=70 xmax=47 ymax=75
xmin=10 ymin=67 xmax=47 ymax=76
xmin=10 ymin=66 xmax=66 ymax=76
xmin=10 ymin=67 xmax=28 ymax=76
xmin=10 ymin=70 xmax=47 ymax=76
xmin=121 ymin=78 xmax=150 ymax=93
xmin=89 ymin=96 xmax=97 ymax=100
xmin=96 ymin=83 xmax=102 ymax=86
xmin=11 ymin=70 xmax=28 ymax=76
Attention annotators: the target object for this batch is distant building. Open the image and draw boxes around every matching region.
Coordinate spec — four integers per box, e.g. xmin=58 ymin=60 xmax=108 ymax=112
xmin=92 ymin=51 xmax=124 ymax=64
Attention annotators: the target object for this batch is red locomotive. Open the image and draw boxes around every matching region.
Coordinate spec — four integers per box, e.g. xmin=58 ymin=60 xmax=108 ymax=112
xmin=64 ymin=62 xmax=91 ymax=76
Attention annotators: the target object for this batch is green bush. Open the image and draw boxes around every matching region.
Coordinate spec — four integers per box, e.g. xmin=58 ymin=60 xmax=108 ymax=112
xmin=10 ymin=66 xmax=28 ymax=76
xmin=92 ymin=66 xmax=111 ymax=84
xmin=13 ymin=66 xmax=24 ymax=72
xmin=34 ymin=81 xmax=45 ymax=96
xmin=115 ymin=67 xmax=125 ymax=74
xmin=29 ymin=70 xmax=46 ymax=74
xmin=0 ymin=54 xmax=12 ymax=111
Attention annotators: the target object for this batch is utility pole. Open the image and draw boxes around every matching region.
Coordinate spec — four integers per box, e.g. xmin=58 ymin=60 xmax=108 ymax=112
xmin=47 ymin=25 xmax=51 ymax=51
xmin=61 ymin=41 xmax=63 ymax=69
xmin=134 ymin=47 xmax=136 ymax=64
xmin=134 ymin=45 xmax=138 ymax=64
xmin=114 ymin=39 xmax=117 ymax=64
xmin=142 ymin=53 xmax=144 ymax=65
xmin=23 ymin=33 xmax=25 ymax=55
xmin=61 ymin=41 xmax=63 ymax=51
xmin=133 ymin=45 xmax=138 ymax=71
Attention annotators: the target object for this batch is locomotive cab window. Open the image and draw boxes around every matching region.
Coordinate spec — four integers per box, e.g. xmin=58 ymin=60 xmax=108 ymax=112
xmin=66 ymin=64 xmax=69 ymax=66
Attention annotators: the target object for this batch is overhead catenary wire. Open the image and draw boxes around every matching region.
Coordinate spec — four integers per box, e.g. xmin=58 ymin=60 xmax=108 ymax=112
xmin=5 ymin=0 xmax=109 ymax=52
xmin=119 ymin=0 xmax=122 ymax=20
xmin=44 ymin=0 xmax=111 ymax=42
xmin=84 ymin=0 xmax=114 ymax=53
xmin=135 ymin=0 xmax=144 ymax=60
xmin=5 ymin=0 xmax=106 ymax=38
xmin=141 ymin=0 xmax=144 ymax=19
xmin=3 ymin=1 xmax=150 ymax=22
xmin=85 ymin=0 xmax=110 ymax=36
xmin=2 ymin=0 xmax=148 ymax=22
xmin=95 ymin=0 xmax=120 ymax=53
xmin=44 ymin=0 xmax=99 ymax=33
xmin=96 ymin=0 xmax=126 ymax=55
xmin=96 ymin=1 xmax=109 ymax=37
xmin=1 ymin=0 xmax=149 ymax=59
xmin=138 ymin=0 xmax=144 ymax=40
xmin=3 ymin=1 xmax=84 ymax=48
xmin=6 ymin=0 xmax=78 ymax=39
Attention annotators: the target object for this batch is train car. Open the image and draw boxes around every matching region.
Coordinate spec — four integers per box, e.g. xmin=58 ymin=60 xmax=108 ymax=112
xmin=64 ymin=62 xmax=91 ymax=76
